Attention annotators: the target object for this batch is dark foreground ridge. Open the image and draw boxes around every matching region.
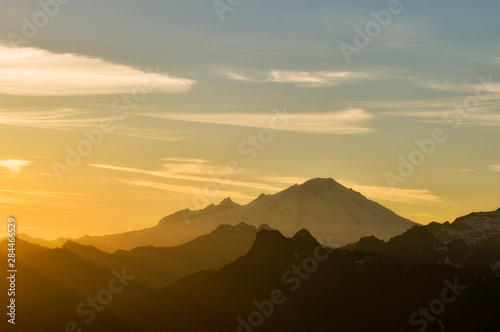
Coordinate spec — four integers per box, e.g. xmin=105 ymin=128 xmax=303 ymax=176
xmin=2 ymin=208 xmax=500 ymax=332
xmin=92 ymin=225 xmax=500 ymax=332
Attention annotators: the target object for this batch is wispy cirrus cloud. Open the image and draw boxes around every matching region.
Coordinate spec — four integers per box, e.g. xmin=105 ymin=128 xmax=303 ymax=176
xmin=91 ymin=160 xmax=283 ymax=192
xmin=257 ymin=175 xmax=310 ymax=185
xmin=266 ymin=70 xmax=375 ymax=87
xmin=383 ymin=108 xmax=500 ymax=127
xmin=121 ymin=180 xmax=254 ymax=200
xmin=0 ymin=109 xmax=105 ymax=130
xmin=0 ymin=187 xmax=91 ymax=199
xmin=488 ymin=164 xmax=500 ymax=172
xmin=0 ymin=187 xmax=91 ymax=214
xmin=428 ymin=168 xmax=472 ymax=173
xmin=0 ymin=159 xmax=34 ymax=175
xmin=143 ymin=108 xmax=374 ymax=134
xmin=0 ymin=45 xmax=196 ymax=96
xmin=414 ymin=78 xmax=500 ymax=94
xmin=338 ymin=180 xmax=443 ymax=204
xmin=91 ymin=163 xmax=443 ymax=204
xmin=223 ymin=69 xmax=376 ymax=87
xmin=223 ymin=71 xmax=263 ymax=82
xmin=0 ymin=109 xmax=192 ymax=141
xmin=374 ymin=91 xmax=500 ymax=127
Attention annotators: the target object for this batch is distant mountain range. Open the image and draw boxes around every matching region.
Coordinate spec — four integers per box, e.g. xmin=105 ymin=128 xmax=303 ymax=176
xmin=63 ymin=222 xmax=271 ymax=289
xmin=2 ymin=177 xmax=499 ymax=331
xmin=92 ymin=221 xmax=500 ymax=332
xmin=426 ymin=208 xmax=500 ymax=248
xmin=8 ymin=232 xmax=70 ymax=248
xmin=3 ymin=206 xmax=499 ymax=331
xmin=71 ymin=178 xmax=416 ymax=252
xmin=0 ymin=223 xmax=269 ymax=331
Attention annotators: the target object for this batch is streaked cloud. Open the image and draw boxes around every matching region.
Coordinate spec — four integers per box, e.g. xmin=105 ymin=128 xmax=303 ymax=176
xmin=454 ymin=112 xmax=500 ymax=127
xmin=143 ymin=108 xmax=374 ymax=134
xmin=266 ymin=70 xmax=375 ymax=87
xmin=0 ymin=187 xmax=91 ymax=199
xmin=223 ymin=71 xmax=263 ymax=82
xmin=0 ymin=109 xmax=193 ymax=142
xmin=160 ymin=158 xmax=213 ymax=175
xmin=338 ymin=180 xmax=444 ymax=204
xmin=257 ymin=175 xmax=310 ymax=185
xmin=0 ymin=159 xmax=33 ymax=175
xmin=429 ymin=168 xmax=472 ymax=173
xmin=163 ymin=157 xmax=209 ymax=163
xmin=376 ymin=91 xmax=500 ymax=127
xmin=111 ymin=127 xmax=191 ymax=142
xmin=488 ymin=165 xmax=500 ymax=172
xmin=121 ymin=180 xmax=254 ymax=199
xmin=414 ymin=79 xmax=500 ymax=94
xmin=383 ymin=109 xmax=500 ymax=127
xmin=0 ymin=187 xmax=91 ymax=212
xmin=91 ymin=161 xmax=283 ymax=192
xmin=223 ymin=69 xmax=376 ymax=87
xmin=414 ymin=80 xmax=476 ymax=93
xmin=0 ymin=45 xmax=196 ymax=96
xmin=0 ymin=108 xmax=106 ymax=130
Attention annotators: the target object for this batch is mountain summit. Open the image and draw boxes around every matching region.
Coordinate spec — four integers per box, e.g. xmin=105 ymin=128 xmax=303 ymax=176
xmin=74 ymin=178 xmax=415 ymax=251
xmin=186 ymin=177 xmax=414 ymax=246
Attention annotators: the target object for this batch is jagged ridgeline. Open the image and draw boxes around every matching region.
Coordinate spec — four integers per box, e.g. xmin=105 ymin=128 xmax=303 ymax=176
xmin=67 ymin=178 xmax=415 ymax=252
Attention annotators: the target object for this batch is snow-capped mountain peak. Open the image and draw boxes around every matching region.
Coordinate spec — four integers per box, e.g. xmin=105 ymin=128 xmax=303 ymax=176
xmin=73 ymin=178 xmax=415 ymax=251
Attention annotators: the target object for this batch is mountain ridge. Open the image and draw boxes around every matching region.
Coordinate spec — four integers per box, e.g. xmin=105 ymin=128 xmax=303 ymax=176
xmin=71 ymin=178 xmax=416 ymax=252
xmin=92 ymin=226 xmax=500 ymax=332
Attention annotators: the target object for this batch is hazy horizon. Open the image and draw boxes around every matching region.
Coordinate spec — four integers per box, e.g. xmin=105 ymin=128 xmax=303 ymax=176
xmin=3 ymin=177 xmax=498 ymax=242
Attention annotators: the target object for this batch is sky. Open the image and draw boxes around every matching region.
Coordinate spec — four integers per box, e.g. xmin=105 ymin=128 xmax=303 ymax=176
xmin=0 ymin=0 xmax=499 ymax=239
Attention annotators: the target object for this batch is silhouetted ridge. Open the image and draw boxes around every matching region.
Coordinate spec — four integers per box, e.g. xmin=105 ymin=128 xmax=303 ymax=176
xmin=425 ymin=221 xmax=444 ymax=233
xmin=212 ymin=222 xmax=256 ymax=233
xmin=349 ymin=225 xmax=445 ymax=265
xmin=0 ymin=237 xmax=48 ymax=254
xmin=292 ymin=229 xmax=319 ymax=245
xmin=355 ymin=235 xmax=386 ymax=254
xmin=252 ymin=193 xmax=270 ymax=203
xmin=157 ymin=208 xmax=192 ymax=225
xmin=203 ymin=197 xmax=239 ymax=214
xmin=254 ymin=229 xmax=286 ymax=244
xmin=62 ymin=240 xmax=100 ymax=252
xmin=246 ymin=229 xmax=288 ymax=256
xmin=220 ymin=197 xmax=238 ymax=206
xmin=257 ymin=223 xmax=273 ymax=231
xmin=158 ymin=197 xmax=240 ymax=226
xmin=388 ymin=225 xmax=440 ymax=248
